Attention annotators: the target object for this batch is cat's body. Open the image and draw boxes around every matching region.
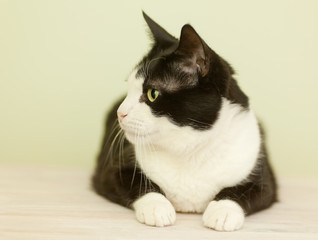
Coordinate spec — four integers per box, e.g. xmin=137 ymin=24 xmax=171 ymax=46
xmin=92 ymin=12 xmax=276 ymax=231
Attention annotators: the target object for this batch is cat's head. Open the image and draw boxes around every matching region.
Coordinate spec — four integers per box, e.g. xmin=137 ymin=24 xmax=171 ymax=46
xmin=117 ymin=12 xmax=248 ymax=146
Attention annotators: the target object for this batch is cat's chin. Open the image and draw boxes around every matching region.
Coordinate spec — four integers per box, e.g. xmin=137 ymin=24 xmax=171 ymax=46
xmin=124 ymin=129 xmax=157 ymax=144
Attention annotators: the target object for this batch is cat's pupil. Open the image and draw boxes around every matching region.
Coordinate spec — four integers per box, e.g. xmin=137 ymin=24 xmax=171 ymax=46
xmin=151 ymin=90 xmax=157 ymax=99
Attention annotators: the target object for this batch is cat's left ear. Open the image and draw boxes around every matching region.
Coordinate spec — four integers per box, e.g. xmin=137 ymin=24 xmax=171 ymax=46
xmin=143 ymin=11 xmax=178 ymax=48
xmin=175 ymin=25 xmax=210 ymax=77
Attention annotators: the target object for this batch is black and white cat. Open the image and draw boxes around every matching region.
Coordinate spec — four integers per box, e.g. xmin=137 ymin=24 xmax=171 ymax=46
xmin=92 ymin=12 xmax=277 ymax=231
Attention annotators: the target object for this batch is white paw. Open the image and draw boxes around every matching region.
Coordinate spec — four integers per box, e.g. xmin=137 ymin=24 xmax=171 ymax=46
xmin=202 ymin=200 xmax=245 ymax=231
xmin=132 ymin=192 xmax=176 ymax=227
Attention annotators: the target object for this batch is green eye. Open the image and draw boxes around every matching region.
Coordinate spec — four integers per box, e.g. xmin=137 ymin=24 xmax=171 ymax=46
xmin=147 ymin=89 xmax=159 ymax=102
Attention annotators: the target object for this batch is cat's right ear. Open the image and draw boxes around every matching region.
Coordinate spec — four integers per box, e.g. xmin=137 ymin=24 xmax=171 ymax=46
xmin=142 ymin=11 xmax=178 ymax=48
xmin=175 ymin=25 xmax=211 ymax=77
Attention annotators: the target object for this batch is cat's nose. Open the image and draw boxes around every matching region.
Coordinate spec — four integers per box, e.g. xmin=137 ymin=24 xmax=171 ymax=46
xmin=117 ymin=111 xmax=128 ymax=122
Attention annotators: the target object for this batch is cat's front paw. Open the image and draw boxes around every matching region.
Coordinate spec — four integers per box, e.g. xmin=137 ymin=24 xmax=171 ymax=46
xmin=133 ymin=192 xmax=176 ymax=227
xmin=202 ymin=200 xmax=245 ymax=231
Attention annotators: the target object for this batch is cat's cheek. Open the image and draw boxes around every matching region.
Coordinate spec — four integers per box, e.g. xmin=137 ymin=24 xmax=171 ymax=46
xmin=122 ymin=106 xmax=158 ymax=143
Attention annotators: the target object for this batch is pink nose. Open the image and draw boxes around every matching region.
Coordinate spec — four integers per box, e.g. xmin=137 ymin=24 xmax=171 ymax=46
xmin=117 ymin=111 xmax=127 ymax=122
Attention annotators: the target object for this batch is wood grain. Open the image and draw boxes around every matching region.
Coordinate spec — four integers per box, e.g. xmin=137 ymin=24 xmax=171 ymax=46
xmin=0 ymin=164 xmax=317 ymax=240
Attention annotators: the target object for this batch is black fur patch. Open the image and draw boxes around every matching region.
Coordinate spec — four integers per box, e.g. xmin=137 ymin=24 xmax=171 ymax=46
xmin=133 ymin=19 xmax=250 ymax=130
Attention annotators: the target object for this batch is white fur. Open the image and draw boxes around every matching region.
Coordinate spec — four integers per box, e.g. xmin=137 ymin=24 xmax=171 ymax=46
xmin=133 ymin=192 xmax=176 ymax=227
xmin=119 ymin=70 xmax=260 ymax=216
xmin=203 ymin=200 xmax=245 ymax=231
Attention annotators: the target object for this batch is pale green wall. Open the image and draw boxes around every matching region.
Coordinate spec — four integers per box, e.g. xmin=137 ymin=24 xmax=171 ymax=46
xmin=1 ymin=0 xmax=317 ymax=177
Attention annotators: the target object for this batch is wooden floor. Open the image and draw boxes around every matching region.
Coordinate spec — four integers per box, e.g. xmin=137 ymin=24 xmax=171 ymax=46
xmin=0 ymin=165 xmax=317 ymax=240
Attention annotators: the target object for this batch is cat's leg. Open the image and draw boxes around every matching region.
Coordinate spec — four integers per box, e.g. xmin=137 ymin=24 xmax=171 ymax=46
xmin=202 ymin=199 xmax=245 ymax=231
xmin=106 ymin=167 xmax=176 ymax=227
xmin=202 ymin=161 xmax=276 ymax=231
xmin=93 ymin=157 xmax=176 ymax=227
xmin=133 ymin=192 xmax=176 ymax=227
xmin=202 ymin=183 xmax=276 ymax=231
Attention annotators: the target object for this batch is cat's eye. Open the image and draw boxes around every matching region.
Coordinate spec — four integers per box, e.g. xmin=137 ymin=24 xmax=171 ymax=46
xmin=147 ymin=89 xmax=159 ymax=102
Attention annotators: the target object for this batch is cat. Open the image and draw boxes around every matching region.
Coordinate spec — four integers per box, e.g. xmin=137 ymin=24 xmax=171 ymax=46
xmin=92 ymin=12 xmax=277 ymax=231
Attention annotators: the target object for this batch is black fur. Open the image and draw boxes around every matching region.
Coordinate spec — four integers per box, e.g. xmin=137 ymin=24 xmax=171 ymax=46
xmin=92 ymin=12 xmax=276 ymax=217
xmin=136 ymin=22 xmax=248 ymax=130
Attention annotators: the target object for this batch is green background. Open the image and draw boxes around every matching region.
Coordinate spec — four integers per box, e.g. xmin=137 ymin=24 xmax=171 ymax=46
xmin=1 ymin=0 xmax=317 ymax=178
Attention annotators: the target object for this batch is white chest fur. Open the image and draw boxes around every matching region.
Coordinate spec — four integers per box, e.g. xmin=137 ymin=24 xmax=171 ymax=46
xmin=135 ymin=98 xmax=261 ymax=213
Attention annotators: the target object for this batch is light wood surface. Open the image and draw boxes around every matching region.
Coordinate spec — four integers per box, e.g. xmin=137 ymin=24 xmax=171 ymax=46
xmin=0 ymin=164 xmax=317 ymax=240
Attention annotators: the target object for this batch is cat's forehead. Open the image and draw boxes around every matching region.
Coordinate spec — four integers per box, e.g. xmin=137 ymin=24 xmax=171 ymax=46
xmin=135 ymin=58 xmax=197 ymax=93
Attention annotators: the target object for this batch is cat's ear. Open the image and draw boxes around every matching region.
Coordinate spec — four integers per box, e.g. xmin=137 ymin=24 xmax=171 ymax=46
xmin=142 ymin=11 xmax=178 ymax=48
xmin=175 ymin=25 xmax=210 ymax=77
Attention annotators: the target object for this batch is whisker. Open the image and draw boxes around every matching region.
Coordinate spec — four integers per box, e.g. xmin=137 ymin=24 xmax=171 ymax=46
xmin=118 ymin=131 xmax=126 ymax=183
xmin=145 ymin=57 xmax=165 ymax=77
xmin=131 ymin=125 xmax=139 ymax=189
xmin=141 ymin=136 xmax=148 ymax=194
xmin=187 ymin=117 xmax=211 ymax=126
xmin=103 ymin=128 xmax=123 ymax=169
xmin=100 ymin=121 xmax=120 ymax=160
xmin=136 ymin=127 xmax=143 ymax=197
xmin=104 ymin=120 xmax=121 ymax=146
xmin=130 ymin=157 xmax=138 ymax=189
xmin=144 ymin=136 xmax=155 ymax=193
